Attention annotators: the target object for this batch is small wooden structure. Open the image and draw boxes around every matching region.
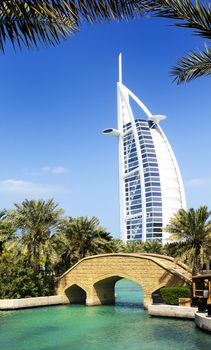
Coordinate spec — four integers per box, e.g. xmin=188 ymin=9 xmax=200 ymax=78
xmin=178 ymin=298 xmax=191 ymax=307
xmin=192 ymin=274 xmax=211 ymax=304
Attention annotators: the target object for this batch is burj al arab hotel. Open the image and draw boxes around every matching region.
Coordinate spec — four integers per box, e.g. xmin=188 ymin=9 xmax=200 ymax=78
xmin=103 ymin=55 xmax=186 ymax=244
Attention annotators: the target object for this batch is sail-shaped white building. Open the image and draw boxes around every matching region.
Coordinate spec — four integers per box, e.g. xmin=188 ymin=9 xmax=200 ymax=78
xmin=103 ymin=55 xmax=186 ymax=244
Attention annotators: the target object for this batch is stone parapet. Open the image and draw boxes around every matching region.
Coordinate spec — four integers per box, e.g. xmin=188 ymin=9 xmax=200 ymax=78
xmin=148 ymin=304 xmax=197 ymax=319
xmin=195 ymin=312 xmax=211 ymax=332
xmin=0 ymin=295 xmax=67 ymax=310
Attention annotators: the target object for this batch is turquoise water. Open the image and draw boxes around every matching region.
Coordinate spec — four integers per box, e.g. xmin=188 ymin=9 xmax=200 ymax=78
xmin=0 ymin=280 xmax=210 ymax=350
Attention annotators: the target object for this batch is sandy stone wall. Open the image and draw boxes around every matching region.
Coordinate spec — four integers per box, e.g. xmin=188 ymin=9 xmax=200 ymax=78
xmin=56 ymin=254 xmax=191 ymax=309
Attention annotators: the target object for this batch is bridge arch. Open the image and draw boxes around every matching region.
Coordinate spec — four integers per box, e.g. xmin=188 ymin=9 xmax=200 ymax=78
xmin=64 ymin=284 xmax=86 ymax=304
xmin=93 ymin=275 xmax=144 ymax=306
xmin=94 ymin=275 xmax=123 ymax=305
xmin=56 ymin=253 xmax=191 ymax=309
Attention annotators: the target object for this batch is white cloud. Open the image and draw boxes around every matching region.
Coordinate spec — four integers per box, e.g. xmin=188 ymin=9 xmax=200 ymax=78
xmin=0 ymin=179 xmax=68 ymax=194
xmin=186 ymin=177 xmax=211 ymax=187
xmin=24 ymin=166 xmax=69 ymax=176
xmin=41 ymin=166 xmax=69 ymax=174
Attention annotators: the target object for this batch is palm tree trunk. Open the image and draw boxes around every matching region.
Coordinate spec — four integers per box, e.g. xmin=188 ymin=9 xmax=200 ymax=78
xmin=192 ymin=250 xmax=201 ymax=276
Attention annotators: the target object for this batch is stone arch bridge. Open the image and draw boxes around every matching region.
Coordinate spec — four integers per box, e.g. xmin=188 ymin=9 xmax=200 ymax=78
xmin=56 ymin=253 xmax=191 ymax=309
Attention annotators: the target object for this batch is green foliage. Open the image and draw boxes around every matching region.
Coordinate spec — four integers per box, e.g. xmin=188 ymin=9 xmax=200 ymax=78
xmin=163 ymin=242 xmax=179 ymax=258
xmin=6 ymin=199 xmax=63 ymax=274
xmin=141 ymin=0 xmax=211 ymax=83
xmin=0 ymin=261 xmax=54 ymax=298
xmin=0 ymin=0 xmax=76 ymax=52
xmin=106 ymin=239 xmax=164 ymax=254
xmin=0 ymin=200 xmax=115 ymax=297
xmin=0 ymin=213 xmax=16 ymax=256
xmin=4 ymin=198 xmax=206 ymax=300
xmin=0 ymin=0 xmax=145 ymax=52
xmin=1 ymin=0 xmax=211 ymax=82
xmin=165 ymin=206 xmax=211 ymax=275
xmin=160 ymin=286 xmax=191 ymax=305
xmin=143 ymin=239 xmax=163 ymax=254
xmin=106 ymin=239 xmax=126 ymax=253
xmin=54 ymin=216 xmax=112 ymax=273
xmin=142 ymin=0 xmax=211 ymax=40
xmin=108 ymin=239 xmax=164 ymax=254
xmin=171 ymin=45 xmax=211 ymax=83
xmin=125 ymin=241 xmax=144 ymax=253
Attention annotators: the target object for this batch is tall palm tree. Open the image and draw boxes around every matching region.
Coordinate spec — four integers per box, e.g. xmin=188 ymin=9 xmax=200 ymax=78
xmin=6 ymin=199 xmax=63 ymax=274
xmin=166 ymin=205 xmax=211 ymax=275
xmin=54 ymin=216 xmax=112 ymax=269
xmin=142 ymin=0 xmax=211 ymax=83
xmin=0 ymin=0 xmax=145 ymax=52
xmin=0 ymin=209 xmax=16 ymax=255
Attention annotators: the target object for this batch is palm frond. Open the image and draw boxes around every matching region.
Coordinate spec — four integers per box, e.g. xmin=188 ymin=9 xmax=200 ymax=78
xmin=0 ymin=0 xmax=146 ymax=52
xmin=74 ymin=0 xmax=143 ymax=22
xmin=165 ymin=205 xmax=211 ymax=273
xmin=171 ymin=45 xmax=211 ymax=83
xmin=0 ymin=0 xmax=77 ymax=51
xmin=140 ymin=0 xmax=211 ymax=40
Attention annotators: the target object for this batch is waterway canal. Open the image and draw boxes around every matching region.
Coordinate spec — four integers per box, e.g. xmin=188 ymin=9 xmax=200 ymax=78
xmin=0 ymin=280 xmax=210 ymax=349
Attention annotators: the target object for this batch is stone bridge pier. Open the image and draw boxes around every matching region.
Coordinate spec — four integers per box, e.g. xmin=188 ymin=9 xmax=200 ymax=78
xmin=56 ymin=254 xmax=191 ymax=309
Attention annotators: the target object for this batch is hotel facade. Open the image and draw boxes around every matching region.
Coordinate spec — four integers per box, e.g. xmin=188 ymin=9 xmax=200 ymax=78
xmin=103 ymin=55 xmax=186 ymax=244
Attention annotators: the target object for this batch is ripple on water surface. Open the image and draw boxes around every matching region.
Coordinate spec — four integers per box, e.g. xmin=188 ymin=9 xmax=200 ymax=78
xmin=0 ymin=280 xmax=210 ymax=350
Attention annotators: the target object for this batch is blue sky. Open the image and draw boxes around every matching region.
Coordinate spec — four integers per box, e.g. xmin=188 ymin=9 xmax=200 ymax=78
xmin=0 ymin=15 xmax=211 ymax=237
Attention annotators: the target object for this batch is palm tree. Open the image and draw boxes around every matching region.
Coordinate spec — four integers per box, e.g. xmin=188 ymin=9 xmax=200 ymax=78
xmin=0 ymin=210 xmax=7 ymax=255
xmin=165 ymin=205 xmax=211 ymax=275
xmin=0 ymin=209 xmax=16 ymax=255
xmin=6 ymin=199 xmax=63 ymax=274
xmin=106 ymin=238 xmax=126 ymax=253
xmin=142 ymin=0 xmax=211 ymax=83
xmin=125 ymin=240 xmax=144 ymax=253
xmin=0 ymin=0 xmax=145 ymax=52
xmin=54 ymin=216 xmax=112 ymax=270
xmin=163 ymin=241 xmax=179 ymax=258
xmin=143 ymin=239 xmax=163 ymax=254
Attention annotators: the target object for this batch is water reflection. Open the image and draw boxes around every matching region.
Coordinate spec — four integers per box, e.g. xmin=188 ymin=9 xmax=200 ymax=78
xmin=0 ymin=280 xmax=210 ymax=350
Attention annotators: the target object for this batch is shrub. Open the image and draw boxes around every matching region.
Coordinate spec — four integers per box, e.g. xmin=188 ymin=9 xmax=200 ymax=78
xmin=160 ymin=286 xmax=191 ymax=305
xmin=0 ymin=261 xmax=55 ymax=298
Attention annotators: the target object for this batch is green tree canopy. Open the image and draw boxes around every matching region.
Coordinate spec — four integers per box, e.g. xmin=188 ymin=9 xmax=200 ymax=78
xmin=106 ymin=238 xmax=126 ymax=253
xmin=166 ymin=205 xmax=211 ymax=275
xmin=143 ymin=239 xmax=163 ymax=254
xmin=0 ymin=209 xmax=16 ymax=255
xmin=54 ymin=216 xmax=112 ymax=272
xmin=6 ymin=199 xmax=64 ymax=274
xmin=124 ymin=240 xmax=144 ymax=253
